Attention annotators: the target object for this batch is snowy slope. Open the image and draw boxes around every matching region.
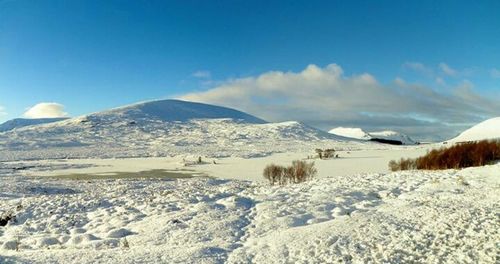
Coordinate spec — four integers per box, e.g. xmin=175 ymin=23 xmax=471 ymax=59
xmin=449 ymin=117 xmax=500 ymax=142
xmin=369 ymin=130 xmax=417 ymax=145
xmin=0 ymin=100 xmax=353 ymax=161
xmin=328 ymin=127 xmax=417 ymax=145
xmin=99 ymin=99 xmax=267 ymax=124
xmin=0 ymin=118 xmax=68 ymax=132
xmin=328 ymin=127 xmax=371 ymax=140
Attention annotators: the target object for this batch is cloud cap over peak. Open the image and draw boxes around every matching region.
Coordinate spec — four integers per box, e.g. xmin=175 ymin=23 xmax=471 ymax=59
xmin=23 ymin=102 xmax=69 ymax=119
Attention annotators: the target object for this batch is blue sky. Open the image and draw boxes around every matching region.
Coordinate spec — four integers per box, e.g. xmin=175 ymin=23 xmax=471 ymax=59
xmin=1 ymin=0 xmax=499 ymax=140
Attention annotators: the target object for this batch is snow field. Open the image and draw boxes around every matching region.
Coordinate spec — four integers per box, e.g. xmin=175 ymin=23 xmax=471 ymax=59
xmin=0 ymin=161 xmax=498 ymax=263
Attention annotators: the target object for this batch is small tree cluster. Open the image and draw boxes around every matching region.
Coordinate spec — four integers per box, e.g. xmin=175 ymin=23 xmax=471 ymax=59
xmin=315 ymin=148 xmax=336 ymax=159
xmin=263 ymin=160 xmax=317 ymax=185
xmin=389 ymin=140 xmax=500 ymax=171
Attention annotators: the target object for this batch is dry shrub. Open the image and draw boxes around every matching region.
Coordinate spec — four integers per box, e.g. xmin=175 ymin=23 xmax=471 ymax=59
xmin=263 ymin=164 xmax=285 ymax=185
xmin=388 ymin=158 xmax=416 ymax=171
xmin=322 ymin=149 xmax=336 ymax=159
xmin=389 ymin=140 xmax=500 ymax=171
xmin=315 ymin=149 xmax=323 ymax=159
xmin=263 ymin=160 xmax=317 ymax=185
xmin=315 ymin=148 xmax=336 ymax=159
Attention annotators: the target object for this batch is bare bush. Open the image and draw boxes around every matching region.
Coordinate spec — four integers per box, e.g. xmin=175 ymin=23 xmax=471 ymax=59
xmin=315 ymin=149 xmax=323 ymax=159
xmin=290 ymin=160 xmax=317 ymax=183
xmin=388 ymin=160 xmax=399 ymax=172
xmin=315 ymin=148 xmax=336 ymax=159
xmin=389 ymin=140 xmax=500 ymax=171
xmin=323 ymin=149 xmax=336 ymax=159
xmin=263 ymin=160 xmax=317 ymax=185
xmin=263 ymin=164 xmax=285 ymax=185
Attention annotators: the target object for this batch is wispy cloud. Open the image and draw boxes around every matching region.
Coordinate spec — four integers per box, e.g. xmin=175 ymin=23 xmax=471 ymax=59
xmin=439 ymin=62 xmax=457 ymax=76
xmin=435 ymin=77 xmax=446 ymax=86
xmin=403 ymin=62 xmax=433 ymax=76
xmin=23 ymin=102 xmax=69 ymax=118
xmin=490 ymin=68 xmax=500 ymax=79
xmin=404 ymin=61 xmax=473 ymax=80
xmin=181 ymin=64 xmax=500 ymax=141
xmin=0 ymin=105 xmax=6 ymax=116
xmin=192 ymin=70 xmax=211 ymax=79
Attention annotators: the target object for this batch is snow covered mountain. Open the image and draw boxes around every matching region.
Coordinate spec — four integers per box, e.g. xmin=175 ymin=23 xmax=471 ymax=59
xmin=0 ymin=118 xmax=68 ymax=132
xmin=449 ymin=117 xmax=500 ymax=143
xmin=328 ymin=127 xmax=371 ymax=140
xmin=328 ymin=127 xmax=417 ymax=145
xmin=99 ymin=99 xmax=267 ymax=124
xmin=0 ymin=99 xmax=352 ymax=161
xmin=368 ymin=130 xmax=417 ymax=145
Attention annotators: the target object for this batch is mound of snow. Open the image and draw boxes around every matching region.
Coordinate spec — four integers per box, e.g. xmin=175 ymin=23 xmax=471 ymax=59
xmin=328 ymin=127 xmax=371 ymax=140
xmin=449 ymin=117 xmax=500 ymax=142
xmin=0 ymin=118 xmax=68 ymax=132
xmin=328 ymin=127 xmax=417 ymax=145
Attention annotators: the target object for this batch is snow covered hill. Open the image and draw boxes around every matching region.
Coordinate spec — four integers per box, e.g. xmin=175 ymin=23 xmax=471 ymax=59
xmin=99 ymin=99 xmax=267 ymax=124
xmin=449 ymin=117 xmax=500 ymax=143
xmin=0 ymin=100 xmax=353 ymax=161
xmin=369 ymin=130 xmax=417 ymax=145
xmin=328 ymin=127 xmax=371 ymax=140
xmin=0 ymin=118 xmax=68 ymax=132
xmin=328 ymin=127 xmax=417 ymax=145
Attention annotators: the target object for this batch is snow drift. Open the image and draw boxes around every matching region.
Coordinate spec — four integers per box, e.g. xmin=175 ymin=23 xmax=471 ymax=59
xmin=449 ymin=117 xmax=500 ymax=143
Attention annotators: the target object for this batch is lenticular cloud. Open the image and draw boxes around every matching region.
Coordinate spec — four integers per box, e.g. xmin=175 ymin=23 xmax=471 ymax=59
xmin=23 ymin=102 xmax=68 ymax=118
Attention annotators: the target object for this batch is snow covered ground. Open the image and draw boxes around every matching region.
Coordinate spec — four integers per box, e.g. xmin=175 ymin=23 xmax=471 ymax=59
xmin=0 ymin=153 xmax=498 ymax=263
xmin=0 ymin=100 xmax=498 ymax=263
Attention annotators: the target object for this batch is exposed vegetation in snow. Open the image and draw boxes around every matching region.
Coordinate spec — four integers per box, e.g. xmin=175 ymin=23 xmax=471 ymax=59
xmin=389 ymin=140 xmax=500 ymax=171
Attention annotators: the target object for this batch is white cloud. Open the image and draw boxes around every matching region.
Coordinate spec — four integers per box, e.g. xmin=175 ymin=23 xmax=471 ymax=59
xmin=403 ymin=62 xmax=433 ymax=76
xmin=0 ymin=105 xmax=6 ymax=116
xmin=181 ymin=64 xmax=500 ymax=141
xmin=23 ymin=102 xmax=69 ymax=118
xmin=490 ymin=68 xmax=500 ymax=79
xmin=192 ymin=70 xmax=211 ymax=79
xmin=435 ymin=77 xmax=446 ymax=86
xmin=439 ymin=63 xmax=457 ymax=76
